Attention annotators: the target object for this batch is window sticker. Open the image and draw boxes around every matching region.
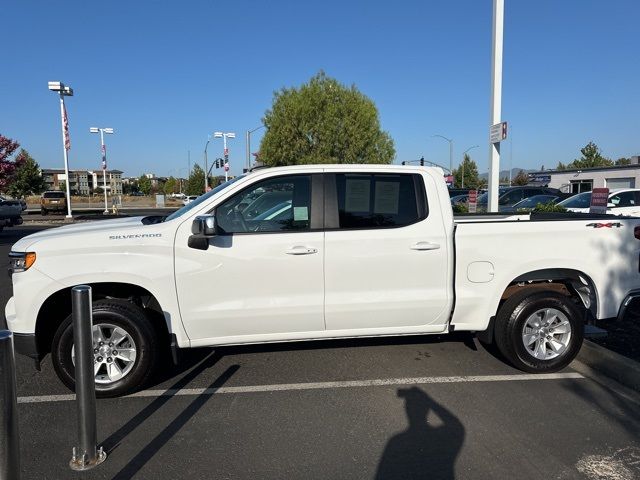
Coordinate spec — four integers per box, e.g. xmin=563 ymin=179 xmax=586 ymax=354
xmin=345 ymin=179 xmax=371 ymax=212
xmin=374 ymin=181 xmax=400 ymax=214
xmin=293 ymin=206 xmax=309 ymax=221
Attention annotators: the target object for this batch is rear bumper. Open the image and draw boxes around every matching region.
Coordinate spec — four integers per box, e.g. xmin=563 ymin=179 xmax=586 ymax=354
xmin=617 ymin=289 xmax=640 ymax=321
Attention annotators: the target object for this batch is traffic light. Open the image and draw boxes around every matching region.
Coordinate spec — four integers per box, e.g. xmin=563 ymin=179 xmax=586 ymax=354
xmin=420 ymin=157 xmax=424 ymax=166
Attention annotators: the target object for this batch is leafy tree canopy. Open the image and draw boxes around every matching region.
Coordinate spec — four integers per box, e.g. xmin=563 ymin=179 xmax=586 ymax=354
xmin=6 ymin=149 xmax=46 ymax=197
xmin=138 ymin=175 xmax=152 ymax=195
xmin=512 ymin=169 xmax=529 ymax=186
xmin=0 ymin=134 xmax=22 ymax=192
xmin=186 ymin=165 xmax=205 ymax=196
xmin=260 ymin=71 xmax=395 ymax=166
xmin=452 ymin=154 xmax=480 ymax=189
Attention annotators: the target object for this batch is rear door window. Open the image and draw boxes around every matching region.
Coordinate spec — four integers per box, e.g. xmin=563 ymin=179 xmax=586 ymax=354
xmin=334 ymin=173 xmax=426 ymax=229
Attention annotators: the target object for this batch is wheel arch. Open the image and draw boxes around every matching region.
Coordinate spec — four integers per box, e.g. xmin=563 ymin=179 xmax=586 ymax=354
xmin=478 ymin=268 xmax=597 ymax=344
xmin=35 ymin=282 xmax=169 ymax=358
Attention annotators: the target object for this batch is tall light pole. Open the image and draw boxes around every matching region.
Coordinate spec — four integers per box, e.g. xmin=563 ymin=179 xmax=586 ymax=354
xmin=204 ymin=137 xmax=211 ymax=192
xmin=488 ymin=0 xmax=505 ymax=211
xmin=433 ymin=134 xmax=454 ymax=175
xmin=213 ymin=132 xmax=236 ymax=181
xmin=461 ymin=145 xmax=480 ymax=188
xmin=47 ymin=81 xmax=74 ymax=219
xmin=246 ymin=125 xmax=265 ymax=172
xmin=90 ymin=127 xmax=114 ymax=214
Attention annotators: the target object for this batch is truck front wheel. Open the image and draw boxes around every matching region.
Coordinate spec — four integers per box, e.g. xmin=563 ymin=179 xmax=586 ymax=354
xmin=494 ymin=290 xmax=584 ymax=373
xmin=51 ymin=299 xmax=159 ymax=398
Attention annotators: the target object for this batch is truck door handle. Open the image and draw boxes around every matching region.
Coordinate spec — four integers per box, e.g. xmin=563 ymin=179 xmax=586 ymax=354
xmin=285 ymin=246 xmax=318 ymax=255
xmin=410 ymin=242 xmax=440 ymax=251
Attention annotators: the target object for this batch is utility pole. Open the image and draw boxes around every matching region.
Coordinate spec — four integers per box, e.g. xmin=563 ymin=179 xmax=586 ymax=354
xmin=488 ymin=0 xmax=504 ymax=211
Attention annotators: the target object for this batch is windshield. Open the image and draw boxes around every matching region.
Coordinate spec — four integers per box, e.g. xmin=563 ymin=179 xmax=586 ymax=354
xmin=164 ymin=175 xmax=245 ymax=222
xmin=515 ymin=195 xmax=557 ymax=208
xmin=558 ymin=192 xmax=592 ymax=208
xmin=44 ymin=192 xmax=66 ymax=199
xmin=475 ymin=188 xmax=508 ymax=205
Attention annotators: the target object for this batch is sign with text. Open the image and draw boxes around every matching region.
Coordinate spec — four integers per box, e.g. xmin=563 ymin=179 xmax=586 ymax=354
xmin=589 ymin=188 xmax=609 ymax=214
xmin=490 ymin=122 xmax=508 ymax=143
xmin=468 ymin=190 xmax=478 ymax=213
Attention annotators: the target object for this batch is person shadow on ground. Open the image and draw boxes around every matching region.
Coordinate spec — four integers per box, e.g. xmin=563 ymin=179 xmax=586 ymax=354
xmin=375 ymin=387 xmax=465 ymax=480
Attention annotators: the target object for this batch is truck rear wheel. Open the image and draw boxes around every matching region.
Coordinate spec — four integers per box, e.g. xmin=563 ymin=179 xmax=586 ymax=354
xmin=51 ymin=299 xmax=159 ymax=398
xmin=494 ymin=290 xmax=584 ymax=373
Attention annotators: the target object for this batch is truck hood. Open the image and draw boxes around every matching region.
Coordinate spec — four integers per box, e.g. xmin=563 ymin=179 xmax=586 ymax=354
xmin=11 ymin=216 xmax=146 ymax=252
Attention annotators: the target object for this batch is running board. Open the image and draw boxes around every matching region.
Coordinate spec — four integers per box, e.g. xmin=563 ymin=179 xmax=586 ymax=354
xmin=584 ymin=324 xmax=607 ymax=339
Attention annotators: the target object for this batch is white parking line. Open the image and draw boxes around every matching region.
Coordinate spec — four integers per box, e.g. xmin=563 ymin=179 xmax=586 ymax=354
xmin=17 ymin=372 xmax=584 ymax=404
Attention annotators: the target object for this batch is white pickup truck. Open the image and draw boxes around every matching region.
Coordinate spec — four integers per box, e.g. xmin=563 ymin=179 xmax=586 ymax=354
xmin=5 ymin=165 xmax=640 ymax=396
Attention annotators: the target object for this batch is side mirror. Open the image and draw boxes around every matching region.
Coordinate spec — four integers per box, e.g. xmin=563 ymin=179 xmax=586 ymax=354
xmin=188 ymin=215 xmax=216 ymax=250
xmin=191 ymin=215 xmax=216 ymax=236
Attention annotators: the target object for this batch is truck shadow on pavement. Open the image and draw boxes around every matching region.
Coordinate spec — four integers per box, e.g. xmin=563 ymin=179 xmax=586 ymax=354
xmin=375 ymin=387 xmax=465 ymax=480
xmin=102 ymin=351 xmax=239 ymax=479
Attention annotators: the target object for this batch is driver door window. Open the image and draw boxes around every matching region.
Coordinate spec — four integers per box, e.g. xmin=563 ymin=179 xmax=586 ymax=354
xmin=216 ymin=175 xmax=311 ymax=233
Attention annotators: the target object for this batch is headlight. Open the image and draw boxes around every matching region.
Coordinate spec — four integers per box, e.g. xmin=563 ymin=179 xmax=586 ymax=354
xmin=8 ymin=252 xmax=36 ymax=274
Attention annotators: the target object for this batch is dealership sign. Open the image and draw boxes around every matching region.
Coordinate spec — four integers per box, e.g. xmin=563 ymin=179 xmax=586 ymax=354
xmin=589 ymin=188 xmax=609 ymax=214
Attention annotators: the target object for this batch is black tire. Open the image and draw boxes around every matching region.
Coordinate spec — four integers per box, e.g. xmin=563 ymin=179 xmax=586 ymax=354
xmin=41 ymin=208 xmax=47 ymax=215
xmin=494 ymin=289 xmax=584 ymax=373
xmin=51 ymin=299 xmax=159 ymax=398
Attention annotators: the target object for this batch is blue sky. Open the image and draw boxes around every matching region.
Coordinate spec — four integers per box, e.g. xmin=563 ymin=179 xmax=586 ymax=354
xmin=2 ymin=0 xmax=639 ymax=178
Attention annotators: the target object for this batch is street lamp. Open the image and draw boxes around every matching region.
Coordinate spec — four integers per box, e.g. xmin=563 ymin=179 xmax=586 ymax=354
xmin=48 ymin=81 xmax=74 ymax=219
xmin=461 ymin=145 xmax=480 ymax=188
xmin=204 ymin=137 xmax=211 ymax=192
xmin=246 ymin=125 xmax=265 ymax=172
xmin=213 ymin=132 xmax=236 ymax=181
xmin=90 ymin=127 xmax=114 ymax=214
xmin=433 ymin=134 xmax=454 ymax=174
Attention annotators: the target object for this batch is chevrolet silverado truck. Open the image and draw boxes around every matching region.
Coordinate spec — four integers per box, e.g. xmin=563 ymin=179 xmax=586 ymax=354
xmin=5 ymin=165 xmax=640 ymax=397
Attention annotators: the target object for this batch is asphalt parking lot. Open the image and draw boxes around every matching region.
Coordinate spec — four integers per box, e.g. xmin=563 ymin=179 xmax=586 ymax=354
xmin=2 ymin=226 xmax=640 ymax=480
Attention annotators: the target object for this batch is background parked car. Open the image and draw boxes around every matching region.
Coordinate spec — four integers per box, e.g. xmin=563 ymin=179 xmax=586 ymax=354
xmin=182 ymin=195 xmax=199 ymax=206
xmin=557 ymin=189 xmax=640 ymax=216
xmin=501 ymin=194 xmax=560 ymax=212
xmin=476 ymin=186 xmax=561 ymax=212
xmin=40 ymin=191 xmax=67 ymax=215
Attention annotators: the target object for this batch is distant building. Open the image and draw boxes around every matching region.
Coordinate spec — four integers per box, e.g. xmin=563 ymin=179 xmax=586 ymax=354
xmin=41 ymin=168 xmax=123 ymax=195
xmin=528 ymin=156 xmax=640 ymax=193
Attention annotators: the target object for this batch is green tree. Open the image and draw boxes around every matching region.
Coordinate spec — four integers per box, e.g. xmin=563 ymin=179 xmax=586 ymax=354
xmin=615 ymin=157 xmax=631 ymax=166
xmin=260 ymin=71 xmax=395 ymax=166
xmin=6 ymin=149 xmax=46 ymax=197
xmin=512 ymin=170 xmax=529 ymax=186
xmin=164 ymin=176 xmax=178 ymax=195
xmin=452 ymin=154 xmax=480 ymax=189
xmin=138 ymin=175 xmax=152 ymax=195
xmin=555 ymin=162 xmax=568 ymax=171
xmin=568 ymin=142 xmax=613 ymax=169
xmin=186 ymin=165 xmax=205 ymax=195
xmin=58 ymin=180 xmax=66 ymax=193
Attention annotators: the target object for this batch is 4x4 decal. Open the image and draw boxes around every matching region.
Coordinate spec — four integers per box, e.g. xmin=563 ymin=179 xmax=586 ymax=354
xmin=585 ymin=222 xmax=623 ymax=229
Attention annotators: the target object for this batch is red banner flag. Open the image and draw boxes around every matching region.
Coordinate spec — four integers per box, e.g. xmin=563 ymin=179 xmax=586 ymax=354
xmin=63 ymin=104 xmax=71 ymax=151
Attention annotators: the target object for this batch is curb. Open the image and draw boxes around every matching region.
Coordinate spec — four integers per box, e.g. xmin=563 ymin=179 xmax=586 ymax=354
xmin=575 ymin=340 xmax=640 ymax=392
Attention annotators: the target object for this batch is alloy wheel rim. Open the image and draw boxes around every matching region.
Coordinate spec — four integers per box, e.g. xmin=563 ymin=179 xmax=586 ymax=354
xmin=522 ymin=308 xmax=572 ymax=360
xmin=71 ymin=323 xmax=137 ymax=384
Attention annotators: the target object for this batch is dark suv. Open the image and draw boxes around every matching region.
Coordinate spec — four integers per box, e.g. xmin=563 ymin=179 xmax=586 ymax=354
xmin=40 ymin=191 xmax=67 ymax=215
xmin=477 ymin=186 xmax=561 ymax=211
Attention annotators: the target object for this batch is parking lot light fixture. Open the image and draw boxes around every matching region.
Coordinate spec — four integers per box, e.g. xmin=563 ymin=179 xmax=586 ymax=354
xmin=246 ymin=125 xmax=265 ymax=172
xmin=48 ymin=81 xmax=74 ymax=219
xmin=90 ymin=127 xmax=115 ymax=214
xmin=433 ymin=134 xmax=454 ymax=175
